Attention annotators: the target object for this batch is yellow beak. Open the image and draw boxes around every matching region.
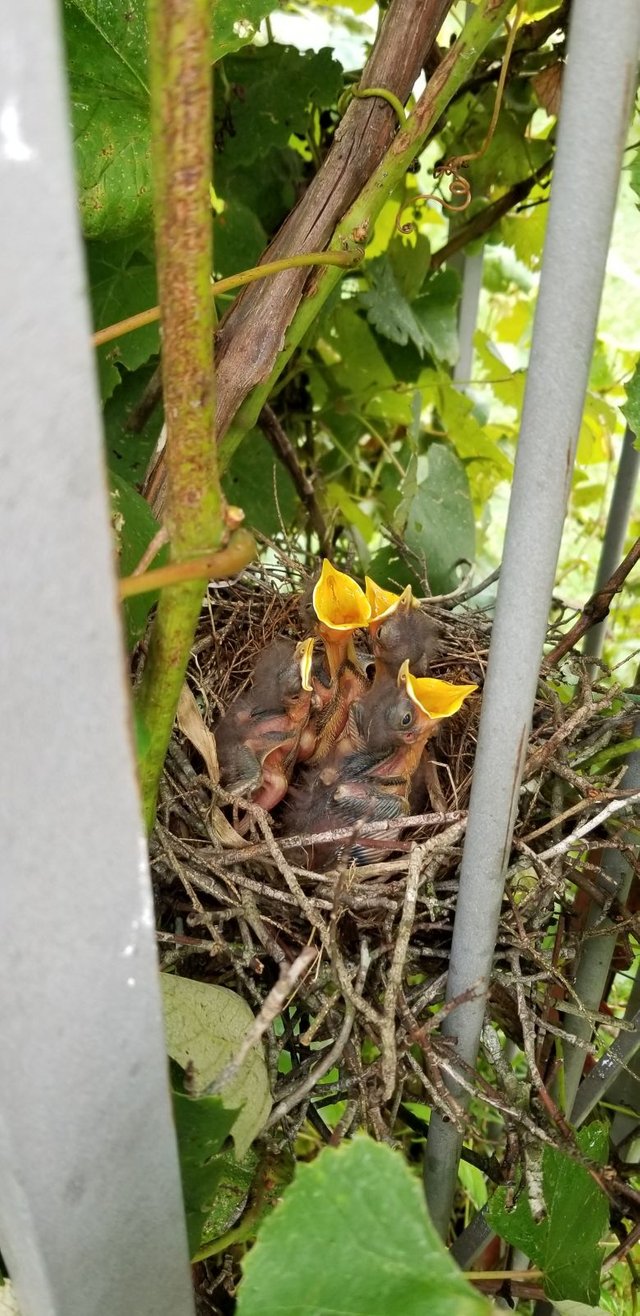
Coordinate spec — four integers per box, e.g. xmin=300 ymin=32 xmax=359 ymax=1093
xmin=312 ymin=560 xmax=371 ymax=633
xmin=365 ymin=576 xmax=414 ymax=625
xmin=295 ymin=637 xmax=315 ymax=693
xmin=397 ymin=660 xmax=477 ymax=720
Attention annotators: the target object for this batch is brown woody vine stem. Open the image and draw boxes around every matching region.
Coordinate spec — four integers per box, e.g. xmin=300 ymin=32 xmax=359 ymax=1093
xmin=219 ymin=0 xmax=514 ymax=468
xmin=93 ymin=249 xmax=362 ymax=349
xmin=135 ymin=0 xmax=223 ymax=830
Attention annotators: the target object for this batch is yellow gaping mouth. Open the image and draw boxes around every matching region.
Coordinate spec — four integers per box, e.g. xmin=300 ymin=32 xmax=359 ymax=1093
xmin=295 ymin=637 xmax=315 ymax=693
xmin=365 ymin=577 xmax=414 ymax=625
xmin=312 ymin=560 xmax=371 ymax=633
xmin=397 ymin=660 xmax=478 ymax=720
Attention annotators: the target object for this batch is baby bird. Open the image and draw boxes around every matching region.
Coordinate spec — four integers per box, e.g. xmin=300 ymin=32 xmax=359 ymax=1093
xmin=365 ymin=577 xmax=440 ymax=679
xmin=215 ymin=636 xmax=315 ymax=812
xmin=304 ymin=560 xmax=372 ymax=763
xmin=285 ymin=664 xmax=477 ymax=868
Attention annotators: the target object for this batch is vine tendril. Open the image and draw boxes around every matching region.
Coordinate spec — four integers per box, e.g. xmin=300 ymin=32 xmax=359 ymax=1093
xmin=397 ymin=0 xmax=525 ymax=234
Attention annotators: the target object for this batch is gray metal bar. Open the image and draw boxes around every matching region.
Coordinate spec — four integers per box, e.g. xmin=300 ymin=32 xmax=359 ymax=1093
xmin=561 ymin=721 xmax=640 ymax=1114
xmin=423 ymin=0 xmax=640 ymax=1238
xmin=0 ymin=4 xmax=195 ymax=1314
xmin=583 ymin=424 xmax=640 ymax=667
xmin=610 ymin=969 xmax=640 ymax=1156
xmin=571 ymin=1006 xmax=640 ymax=1128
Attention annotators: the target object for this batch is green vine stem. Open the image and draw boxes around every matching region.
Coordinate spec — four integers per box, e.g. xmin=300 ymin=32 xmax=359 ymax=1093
xmin=121 ymin=528 xmax=256 ymax=600
xmin=93 ymin=249 xmax=362 ymax=349
xmin=220 ymin=0 xmax=513 ymax=469
xmin=136 ymin=0 xmax=221 ymax=830
xmin=352 ymin=86 xmax=407 ymax=126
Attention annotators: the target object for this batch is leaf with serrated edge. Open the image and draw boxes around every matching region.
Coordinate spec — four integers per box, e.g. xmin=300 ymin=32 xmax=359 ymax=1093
xmin=162 ymin=976 xmax=271 ymax=1158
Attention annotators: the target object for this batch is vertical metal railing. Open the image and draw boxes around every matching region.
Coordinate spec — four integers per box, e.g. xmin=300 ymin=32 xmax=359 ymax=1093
xmin=0 ymin=3 xmax=195 ymax=1313
xmin=424 ymin=0 xmax=640 ymax=1237
xmin=583 ymin=423 xmax=640 ymax=671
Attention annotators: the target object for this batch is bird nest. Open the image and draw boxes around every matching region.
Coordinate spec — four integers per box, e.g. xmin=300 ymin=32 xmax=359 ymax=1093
xmin=150 ymin=555 xmax=638 ymax=1165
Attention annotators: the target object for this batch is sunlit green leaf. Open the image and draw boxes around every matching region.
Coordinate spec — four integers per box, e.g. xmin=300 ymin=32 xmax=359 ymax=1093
xmin=64 ymin=0 xmax=277 ymax=240
xmin=622 ymin=359 xmax=640 ymax=440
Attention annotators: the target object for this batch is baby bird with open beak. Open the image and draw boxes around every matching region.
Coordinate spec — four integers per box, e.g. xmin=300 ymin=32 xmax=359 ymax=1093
xmin=302 ymin=560 xmax=372 ymax=763
xmin=285 ymin=663 xmax=476 ymax=868
xmin=215 ymin=636 xmax=315 ymax=812
xmin=365 ymin=577 xmax=439 ymax=679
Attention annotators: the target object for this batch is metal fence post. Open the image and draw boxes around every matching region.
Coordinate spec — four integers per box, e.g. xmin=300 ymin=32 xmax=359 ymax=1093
xmin=583 ymin=423 xmax=640 ymax=670
xmin=0 ymin=3 xmax=195 ymax=1313
xmin=423 ymin=0 xmax=640 ymax=1237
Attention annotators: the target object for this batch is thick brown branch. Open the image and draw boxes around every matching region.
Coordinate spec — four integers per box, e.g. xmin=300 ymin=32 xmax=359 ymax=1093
xmin=258 ymin=405 xmax=331 ymax=556
xmin=546 ymin=535 xmax=640 ymax=665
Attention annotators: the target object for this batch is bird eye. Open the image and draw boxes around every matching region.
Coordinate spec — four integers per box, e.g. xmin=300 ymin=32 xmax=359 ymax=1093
xmin=401 ymin=711 xmax=413 ymax=727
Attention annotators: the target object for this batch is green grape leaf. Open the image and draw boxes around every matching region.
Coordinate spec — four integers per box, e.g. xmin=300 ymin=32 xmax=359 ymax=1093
xmin=486 ymin=1124 xmax=609 ymax=1305
xmin=428 ymin=369 xmax=513 ymax=476
xmin=622 ymin=359 xmax=640 ymax=440
xmin=87 ymin=239 xmax=159 ymax=400
xmin=64 ymin=0 xmax=153 ymax=240
xmin=103 ymin=360 xmax=163 ymax=485
xmin=223 ymin=430 xmax=297 ymax=536
xmin=212 ymin=0 xmax=280 ymax=60
xmin=412 ymin=269 xmax=460 ymax=365
xmin=402 ymin=444 xmax=476 ymax=595
xmin=172 ymin=1088 xmax=240 ymax=1257
xmin=361 ymin=257 xmax=430 ymax=353
xmin=162 ymin=975 xmax=272 ymax=1159
xmin=629 ymin=144 xmax=640 ymax=208
xmin=219 ymin=45 xmax=343 ymax=168
xmin=236 ymin=1138 xmax=489 ymax=1316
xmin=577 ymin=393 xmax=616 ymax=465
xmin=360 ymin=263 xmax=459 ymax=366
xmin=388 ymin=233 xmax=432 ymax=301
xmin=109 ymin=468 xmax=168 ymax=648
xmin=213 ymin=197 xmax=267 ymax=281
xmin=64 ymin=0 xmax=276 ymax=241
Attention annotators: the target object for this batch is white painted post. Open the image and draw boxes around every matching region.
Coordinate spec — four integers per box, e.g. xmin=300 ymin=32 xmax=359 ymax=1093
xmin=0 ymin=3 xmax=195 ymax=1314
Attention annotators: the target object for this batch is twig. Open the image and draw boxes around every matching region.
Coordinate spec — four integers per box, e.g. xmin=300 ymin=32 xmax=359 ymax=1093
xmin=205 ymin=945 xmax=317 ymax=1095
xmin=210 ymin=811 xmax=466 ymax=867
xmin=546 ymin=535 xmax=640 ymax=664
xmin=381 ymin=846 xmax=421 ymax=1098
xmin=535 ymin=790 xmax=640 ymax=863
xmin=259 ymin=405 xmax=331 ymax=556
xmin=131 ymin=526 xmax=169 ymax=576
xmin=266 ymin=944 xmax=370 ymax=1127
